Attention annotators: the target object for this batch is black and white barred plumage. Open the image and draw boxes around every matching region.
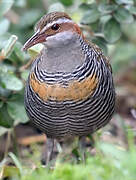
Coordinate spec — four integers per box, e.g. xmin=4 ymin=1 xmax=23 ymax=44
xmin=25 ymin=36 xmax=115 ymax=138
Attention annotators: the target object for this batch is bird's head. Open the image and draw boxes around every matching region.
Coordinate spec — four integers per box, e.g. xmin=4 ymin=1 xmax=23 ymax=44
xmin=23 ymin=12 xmax=83 ymax=50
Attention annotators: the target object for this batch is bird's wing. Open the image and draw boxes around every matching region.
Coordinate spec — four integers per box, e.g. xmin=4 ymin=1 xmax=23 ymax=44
xmin=85 ymin=39 xmax=113 ymax=73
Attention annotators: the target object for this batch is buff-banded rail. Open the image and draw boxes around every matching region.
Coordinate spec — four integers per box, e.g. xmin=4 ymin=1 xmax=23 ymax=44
xmin=23 ymin=12 xmax=115 ymax=164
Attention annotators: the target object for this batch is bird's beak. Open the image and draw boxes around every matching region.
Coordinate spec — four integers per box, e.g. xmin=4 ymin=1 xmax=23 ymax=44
xmin=22 ymin=31 xmax=46 ymax=51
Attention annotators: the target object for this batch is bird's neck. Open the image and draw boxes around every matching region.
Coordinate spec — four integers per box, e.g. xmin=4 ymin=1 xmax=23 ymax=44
xmin=38 ymin=33 xmax=86 ymax=73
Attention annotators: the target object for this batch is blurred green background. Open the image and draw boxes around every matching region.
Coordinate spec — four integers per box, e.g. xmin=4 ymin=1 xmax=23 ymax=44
xmin=0 ymin=0 xmax=136 ymax=179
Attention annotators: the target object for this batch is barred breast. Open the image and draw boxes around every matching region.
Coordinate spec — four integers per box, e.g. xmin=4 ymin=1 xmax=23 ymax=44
xmin=24 ymin=39 xmax=115 ymax=138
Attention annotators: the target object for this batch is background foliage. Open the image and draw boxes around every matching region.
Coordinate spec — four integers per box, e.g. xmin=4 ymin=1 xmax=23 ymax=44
xmin=0 ymin=0 xmax=136 ymax=179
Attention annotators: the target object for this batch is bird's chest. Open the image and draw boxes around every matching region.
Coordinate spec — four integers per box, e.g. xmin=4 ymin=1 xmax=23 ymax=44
xmin=25 ymin=61 xmax=115 ymax=138
xmin=38 ymin=43 xmax=85 ymax=73
xmin=29 ymin=70 xmax=98 ymax=102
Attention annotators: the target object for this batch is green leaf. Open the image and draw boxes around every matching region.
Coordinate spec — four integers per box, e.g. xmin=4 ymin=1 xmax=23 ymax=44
xmin=0 ymin=0 xmax=14 ymax=18
xmin=0 ymin=18 xmax=10 ymax=36
xmin=128 ymin=6 xmax=136 ymax=15
xmin=19 ymin=9 xmax=41 ymax=28
xmin=114 ymin=7 xmax=134 ymax=23
xmin=0 ymin=103 xmax=14 ymax=128
xmin=48 ymin=2 xmax=65 ymax=13
xmin=14 ymin=0 xmax=26 ymax=7
xmin=0 ymin=101 xmax=3 ymax=108
xmin=0 ymin=33 xmax=11 ymax=49
xmin=122 ymin=22 xmax=136 ymax=41
xmin=92 ymin=37 xmax=108 ymax=55
xmin=115 ymin=0 xmax=134 ymax=5
xmin=21 ymin=70 xmax=29 ymax=81
xmin=99 ymin=142 xmax=127 ymax=163
xmin=81 ymin=9 xmax=100 ymax=24
xmin=0 ymin=126 xmax=9 ymax=136
xmin=2 ymin=165 xmax=20 ymax=178
xmin=100 ymin=14 xmax=112 ymax=25
xmin=111 ymin=42 xmax=136 ymax=73
xmin=0 ymin=86 xmax=11 ymax=98
xmin=0 ymin=63 xmax=16 ymax=73
xmin=103 ymin=18 xmax=121 ymax=43
xmin=1 ymin=35 xmax=18 ymax=58
xmin=79 ymin=3 xmax=92 ymax=10
xmin=71 ymin=12 xmax=82 ymax=23
xmin=9 ymin=152 xmax=23 ymax=176
xmin=28 ymin=43 xmax=43 ymax=59
xmin=0 ymin=72 xmax=23 ymax=91
xmin=9 ymin=41 xmax=29 ymax=63
xmin=59 ymin=0 xmax=73 ymax=6
xmin=98 ymin=4 xmax=118 ymax=13
xmin=7 ymin=98 xmax=28 ymax=124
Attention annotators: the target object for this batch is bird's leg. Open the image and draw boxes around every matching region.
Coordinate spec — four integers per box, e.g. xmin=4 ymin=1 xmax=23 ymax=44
xmin=45 ymin=138 xmax=54 ymax=165
xmin=56 ymin=137 xmax=78 ymax=163
xmin=78 ymin=136 xmax=86 ymax=164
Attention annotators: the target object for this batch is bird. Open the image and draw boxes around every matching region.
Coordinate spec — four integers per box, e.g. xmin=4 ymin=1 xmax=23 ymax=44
xmin=23 ymin=11 xmax=115 ymax=163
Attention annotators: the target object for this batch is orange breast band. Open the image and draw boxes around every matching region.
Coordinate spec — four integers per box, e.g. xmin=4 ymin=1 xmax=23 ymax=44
xmin=30 ymin=72 xmax=98 ymax=101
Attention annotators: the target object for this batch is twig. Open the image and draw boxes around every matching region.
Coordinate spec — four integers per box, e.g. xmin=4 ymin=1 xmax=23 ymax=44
xmin=5 ymin=10 xmax=20 ymax=24
xmin=19 ymin=58 xmax=34 ymax=71
xmin=12 ymin=129 xmax=19 ymax=156
xmin=4 ymin=130 xmax=11 ymax=159
xmin=0 ymin=166 xmax=4 ymax=180
xmin=80 ymin=24 xmax=95 ymax=37
xmin=131 ymin=109 xmax=136 ymax=119
xmin=0 ymin=35 xmax=18 ymax=62
xmin=42 ymin=0 xmax=49 ymax=11
xmin=0 ymin=50 xmax=5 ymax=62
xmin=17 ymin=134 xmax=46 ymax=146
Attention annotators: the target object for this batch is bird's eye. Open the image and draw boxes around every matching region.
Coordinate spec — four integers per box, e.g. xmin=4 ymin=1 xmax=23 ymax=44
xmin=51 ymin=24 xmax=60 ymax=31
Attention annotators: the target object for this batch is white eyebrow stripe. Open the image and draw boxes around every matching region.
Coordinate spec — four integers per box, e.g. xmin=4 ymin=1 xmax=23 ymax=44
xmin=40 ymin=18 xmax=74 ymax=33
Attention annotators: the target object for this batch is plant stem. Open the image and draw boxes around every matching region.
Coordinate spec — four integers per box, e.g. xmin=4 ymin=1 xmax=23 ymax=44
xmin=12 ymin=128 xmax=19 ymax=156
xmin=4 ymin=130 xmax=11 ymax=159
